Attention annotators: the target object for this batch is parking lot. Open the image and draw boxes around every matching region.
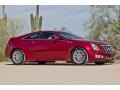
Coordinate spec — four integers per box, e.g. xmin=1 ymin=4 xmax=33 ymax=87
xmin=0 ymin=62 xmax=120 ymax=84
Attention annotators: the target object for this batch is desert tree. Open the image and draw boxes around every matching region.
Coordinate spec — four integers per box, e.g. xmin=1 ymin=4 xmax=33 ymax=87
xmin=86 ymin=5 xmax=120 ymax=50
xmin=0 ymin=18 xmax=23 ymax=61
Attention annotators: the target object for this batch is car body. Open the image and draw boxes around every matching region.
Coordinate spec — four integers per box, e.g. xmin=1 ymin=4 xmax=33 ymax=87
xmin=5 ymin=30 xmax=115 ymax=65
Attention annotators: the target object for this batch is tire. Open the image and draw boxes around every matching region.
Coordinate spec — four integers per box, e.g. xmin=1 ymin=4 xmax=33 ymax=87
xmin=71 ymin=48 xmax=88 ymax=65
xmin=11 ymin=49 xmax=25 ymax=65
xmin=94 ymin=61 xmax=105 ymax=65
xmin=37 ymin=61 xmax=46 ymax=65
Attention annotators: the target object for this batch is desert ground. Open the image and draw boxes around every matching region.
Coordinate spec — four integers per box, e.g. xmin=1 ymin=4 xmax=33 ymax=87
xmin=0 ymin=61 xmax=120 ymax=85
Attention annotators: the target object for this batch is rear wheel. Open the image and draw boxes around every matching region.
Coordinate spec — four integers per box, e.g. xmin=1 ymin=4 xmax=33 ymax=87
xmin=71 ymin=48 xmax=88 ymax=65
xmin=94 ymin=61 xmax=105 ymax=65
xmin=11 ymin=49 xmax=25 ymax=65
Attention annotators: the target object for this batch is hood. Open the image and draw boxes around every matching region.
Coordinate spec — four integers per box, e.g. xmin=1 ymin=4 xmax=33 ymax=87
xmin=72 ymin=39 xmax=107 ymax=45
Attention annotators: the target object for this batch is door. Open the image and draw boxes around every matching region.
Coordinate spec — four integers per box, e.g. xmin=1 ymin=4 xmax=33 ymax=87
xmin=35 ymin=32 xmax=69 ymax=60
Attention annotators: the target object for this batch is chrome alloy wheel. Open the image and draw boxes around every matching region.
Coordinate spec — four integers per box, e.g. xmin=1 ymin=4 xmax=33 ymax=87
xmin=12 ymin=50 xmax=24 ymax=64
xmin=72 ymin=48 xmax=88 ymax=64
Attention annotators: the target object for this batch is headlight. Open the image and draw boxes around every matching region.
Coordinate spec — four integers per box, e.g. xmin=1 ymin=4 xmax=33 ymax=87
xmin=91 ymin=43 xmax=100 ymax=51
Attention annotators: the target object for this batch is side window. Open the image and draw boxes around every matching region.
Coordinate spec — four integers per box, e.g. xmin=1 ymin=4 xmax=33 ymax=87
xmin=24 ymin=32 xmax=54 ymax=40
xmin=38 ymin=32 xmax=44 ymax=39
xmin=24 ymin=32 xmax=40 ymax=39
xmin=39 ymin=32 xmax=54 ymax=40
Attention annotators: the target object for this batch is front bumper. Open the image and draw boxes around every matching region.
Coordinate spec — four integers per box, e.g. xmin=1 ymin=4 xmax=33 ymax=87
xmin=88 ymin=51 xmax=115 ymax=62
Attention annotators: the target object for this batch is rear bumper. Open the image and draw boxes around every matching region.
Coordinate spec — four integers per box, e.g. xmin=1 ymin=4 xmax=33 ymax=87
xmin=5 ymin=45 xmax=13 ymax=59
xmin=5 ymin=49 xmax=12 ymax=59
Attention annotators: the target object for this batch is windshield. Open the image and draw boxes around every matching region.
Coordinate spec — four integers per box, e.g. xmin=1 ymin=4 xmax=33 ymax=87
xmin=59 ymin=31 xmax=83 ymax=39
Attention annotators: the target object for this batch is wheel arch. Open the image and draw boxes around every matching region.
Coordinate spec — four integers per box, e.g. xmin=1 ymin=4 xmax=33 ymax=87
xmin=70 ymin=46 xmax=88 ymax=55
xmin=10 ymin=48 xmax=25 ymax=59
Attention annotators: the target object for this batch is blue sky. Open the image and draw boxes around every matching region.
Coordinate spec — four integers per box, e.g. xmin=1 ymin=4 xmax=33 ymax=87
xmin=0 ymin=5 xmax=91 ymax=37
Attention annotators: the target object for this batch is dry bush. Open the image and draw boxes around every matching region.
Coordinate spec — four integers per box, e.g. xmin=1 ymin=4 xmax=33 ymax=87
xmin=0 ymin=19 xmax=23 ymax=62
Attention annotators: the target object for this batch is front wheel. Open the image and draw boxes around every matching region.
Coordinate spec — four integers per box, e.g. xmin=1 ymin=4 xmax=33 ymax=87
xmin=11 ymin=49 xmax=25 ymax=65
xmin=71 ymin=48 xmax=88 ymax=65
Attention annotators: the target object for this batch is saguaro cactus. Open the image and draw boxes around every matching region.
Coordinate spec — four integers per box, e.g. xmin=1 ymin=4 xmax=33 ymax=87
xmin=30 ymin=5 xmax=42 ymax=32
xmin=0 ymin=5 xmax=7 ymax=27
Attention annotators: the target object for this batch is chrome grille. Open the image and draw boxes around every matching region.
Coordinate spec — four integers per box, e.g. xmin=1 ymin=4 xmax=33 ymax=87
xmin=101 ymin=45 xmax=113 ymax=53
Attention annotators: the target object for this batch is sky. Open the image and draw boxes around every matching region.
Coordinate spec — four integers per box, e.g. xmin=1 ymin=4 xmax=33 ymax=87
xmin=0 ymin=5 xmax=91 ymax=37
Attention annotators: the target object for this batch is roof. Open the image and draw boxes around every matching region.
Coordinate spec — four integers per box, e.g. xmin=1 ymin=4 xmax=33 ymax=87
xmin=32 ymin=30 xmax=67 ymax=33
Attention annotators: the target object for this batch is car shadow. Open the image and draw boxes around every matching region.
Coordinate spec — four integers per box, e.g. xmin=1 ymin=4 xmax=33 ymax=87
xmin=6 ymin=62 xmax=113 ymax=66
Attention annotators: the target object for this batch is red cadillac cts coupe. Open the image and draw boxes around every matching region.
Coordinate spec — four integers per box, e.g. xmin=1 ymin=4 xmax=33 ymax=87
xmin=5 ymin=30 xmax=115 ymax=65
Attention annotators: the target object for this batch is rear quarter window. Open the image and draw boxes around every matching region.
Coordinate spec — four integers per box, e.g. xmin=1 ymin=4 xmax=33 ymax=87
xmin=24 ymin=33 xmax=40 ymax=39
